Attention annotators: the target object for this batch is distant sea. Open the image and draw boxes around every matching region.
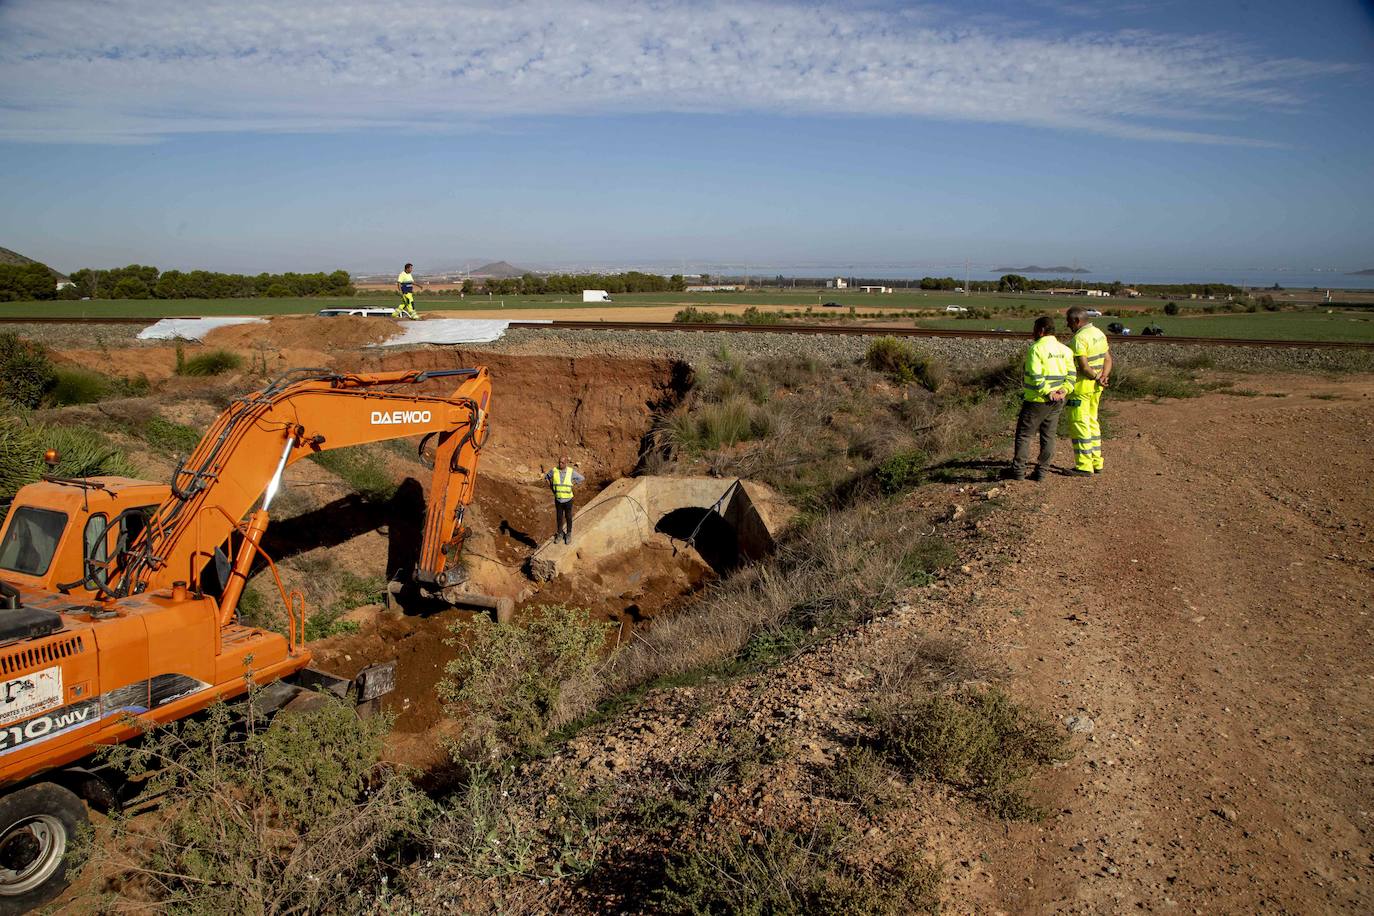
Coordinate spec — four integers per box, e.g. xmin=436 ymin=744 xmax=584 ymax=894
xmin=673 ymin=265 xmax=1374 ymax=291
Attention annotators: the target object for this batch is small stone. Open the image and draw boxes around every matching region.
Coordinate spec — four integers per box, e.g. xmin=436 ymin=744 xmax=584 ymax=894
xmin=1217 ymin=807 xmax=1238 ymax=823
xmin=985 ymin=487 xmax=1003 ymax=499
xmin=1064 ymin=715 xmax=1095 ymax=734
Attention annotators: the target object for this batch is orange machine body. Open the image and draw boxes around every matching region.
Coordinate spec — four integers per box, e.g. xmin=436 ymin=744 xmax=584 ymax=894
xmin=0 ymin=366 xmax=491 ymax=789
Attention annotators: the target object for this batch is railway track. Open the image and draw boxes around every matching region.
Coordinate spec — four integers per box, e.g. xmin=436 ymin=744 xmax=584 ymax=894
xmin=1 ymin=315 xmax=1370 ymax=349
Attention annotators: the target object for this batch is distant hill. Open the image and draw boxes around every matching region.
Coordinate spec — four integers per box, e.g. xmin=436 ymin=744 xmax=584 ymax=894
xmin=995 ymin=265 xmax=1090 ymax=274
xmin=1348 ymin=268 xmax=1374 ymax=276
xmin=0 ymin=246 xmax=67 ymax=280
xmin=470 ymin=260 xmax=530 ymax=279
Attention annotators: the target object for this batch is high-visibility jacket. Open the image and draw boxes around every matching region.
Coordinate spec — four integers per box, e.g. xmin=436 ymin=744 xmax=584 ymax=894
xmin=1071 ymin=324 xmax=1109 ymax=396
xmin=549 ymin=467 xmax=575 ymax=501
xmin=1023 ymin=335 xmax=1077 ymax=403
xmin=397 ymin=271 xmax=415 ymax=294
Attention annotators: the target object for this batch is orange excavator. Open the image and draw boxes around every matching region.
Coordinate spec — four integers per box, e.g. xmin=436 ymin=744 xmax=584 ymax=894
xmin=0 ymin=366 xmax=495 ymax=911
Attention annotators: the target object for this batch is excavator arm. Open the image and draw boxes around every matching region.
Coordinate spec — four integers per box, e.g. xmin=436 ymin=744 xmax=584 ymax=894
xmin=112 ymin=367 xmax=492 ymax=617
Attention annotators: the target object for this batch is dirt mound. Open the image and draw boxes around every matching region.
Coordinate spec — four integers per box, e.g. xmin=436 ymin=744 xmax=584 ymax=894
xmin=205 ymin=315 xmax=399 ymax=350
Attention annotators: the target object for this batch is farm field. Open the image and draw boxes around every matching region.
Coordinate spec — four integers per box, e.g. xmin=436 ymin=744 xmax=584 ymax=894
xmin=912 ymin=308 xmax=1374 ymax=342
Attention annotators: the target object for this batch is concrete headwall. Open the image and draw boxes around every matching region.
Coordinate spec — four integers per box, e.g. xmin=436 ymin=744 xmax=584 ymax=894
xmin=527 ymin=476 xmax=792 ymax=581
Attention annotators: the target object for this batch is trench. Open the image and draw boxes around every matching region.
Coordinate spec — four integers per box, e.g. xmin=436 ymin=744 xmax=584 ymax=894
xmin=252 ymin=350 xmax=790 ymax=770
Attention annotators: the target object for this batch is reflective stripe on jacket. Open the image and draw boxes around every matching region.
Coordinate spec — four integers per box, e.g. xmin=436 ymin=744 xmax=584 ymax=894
xmin=550 ymin=467 xmax=574 ymax=501
xmin=1071 ymin=324 xmax=1109 ymax=395
xmin=1023 ymin=335 xmax=1077 ymax=403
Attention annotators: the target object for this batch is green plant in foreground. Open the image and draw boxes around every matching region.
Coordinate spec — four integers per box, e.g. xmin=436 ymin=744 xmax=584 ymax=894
xmin=657 ymin=820 xmax=941 ymax=916
xmin=865 ymin=686 xmax=1067 ymax=820
xmin=176 ymin=347 xmax=244 ymax=377
xmin=441 ymin=604 xmax=613 ymax=759
xmin=90 ymin=694 xmax=421 ymax=914
xmin=876 ymin=449 xmax=928 ymax=494
xmin=0 ymin=418 xmax=137 ymax=505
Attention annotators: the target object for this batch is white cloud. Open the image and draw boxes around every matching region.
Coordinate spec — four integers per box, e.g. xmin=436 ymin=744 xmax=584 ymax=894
xmin=0 ymin=0 xmax=1346 ymax=144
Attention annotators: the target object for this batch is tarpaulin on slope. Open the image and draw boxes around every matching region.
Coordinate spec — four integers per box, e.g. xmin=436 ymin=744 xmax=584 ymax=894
xmin=373 ymin=318 xmax=549 ymax=346
xmin=136 ymin=317 xmax=266 ymax=341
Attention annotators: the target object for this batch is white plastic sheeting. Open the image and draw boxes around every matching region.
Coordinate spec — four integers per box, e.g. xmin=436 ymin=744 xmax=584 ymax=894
xmin=374 ymin=318 xmax=549 ymax=347
xmin=136 ymin=316 xmax=266 ymax=341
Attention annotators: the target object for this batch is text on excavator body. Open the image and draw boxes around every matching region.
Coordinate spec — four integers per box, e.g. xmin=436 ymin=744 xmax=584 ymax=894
xmin=371 ymin=409 xmax=432 ymax=425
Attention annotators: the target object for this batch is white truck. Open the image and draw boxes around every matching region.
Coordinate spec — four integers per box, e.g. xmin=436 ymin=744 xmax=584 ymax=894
xmin=582 ymin=290 xmax=612 ymax=303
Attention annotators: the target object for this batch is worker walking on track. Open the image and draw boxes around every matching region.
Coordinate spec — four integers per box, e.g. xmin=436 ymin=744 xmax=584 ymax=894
xmin=1066 ymin=306 xmax=1111 ymax=476
xmin=394 ymin=262 xmax=419 ymax=320
xmin=544 ymin=456 xmax=585 ymax=544
xmin=1007 ymin=316 xmax=1077 ymax=481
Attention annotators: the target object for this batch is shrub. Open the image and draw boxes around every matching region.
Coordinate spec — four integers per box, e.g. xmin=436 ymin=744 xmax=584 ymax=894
xmin=657 ymin=821 xmax=941 ymax=916
xmin=864 ymin=337 xmax=943 ymax=391
xmin=89 ymin=695 xmax=423 ymax=913
xmin=143 ymin=416 xmax=203 ymax=456
xmin=304 ymin=573 xmax=384 ymax=640
xmin=866 ymin=686 xmax=1067 ymax=820
xmin=899 ymin=536 xmax=957 ymax=586
xmin=826 ymin=746 xmax=901 ymax=819
xmin=1163 ymin=301 xmax=1180 ymax=316
xmin=674 ymin=307 xmax=721 ymax=324
xmin=875 ymin=449 xmax=928 ymax=495
xmin=1109 ymin=369 xmax=1203 ymax=400
xmin=0 ymin=332 xmax=56 ymax=408
xmin=441 ymin=604 xmax=613 ymax=759
xmin=48 ymin=367 xmax=109 ymax=405
xmin=176 ymin=348 xmax=243 ymax=376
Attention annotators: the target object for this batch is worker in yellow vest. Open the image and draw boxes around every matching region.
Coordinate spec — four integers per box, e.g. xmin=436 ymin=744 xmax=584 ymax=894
xmin=1007 ymin=316 xmax=1077 ymax=481
xmin=543 ymin=456 xmax=585 ymax=544
xmin=1065 ymin=306 xmax=1111 ymax=476
xmin=394 ymin=262 xmax=419 ymax=320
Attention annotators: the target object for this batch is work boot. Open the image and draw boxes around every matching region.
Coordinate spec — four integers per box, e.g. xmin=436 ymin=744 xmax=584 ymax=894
xmin=1002 ymin=467 xmax=1025 ymax=481
xmin=1028 ymin=467 xmax=1046 ymax=482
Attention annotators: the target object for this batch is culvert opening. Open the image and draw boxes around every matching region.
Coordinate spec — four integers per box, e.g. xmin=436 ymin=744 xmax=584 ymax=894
xmin=654 ymin=506 xmax=741 ymax=576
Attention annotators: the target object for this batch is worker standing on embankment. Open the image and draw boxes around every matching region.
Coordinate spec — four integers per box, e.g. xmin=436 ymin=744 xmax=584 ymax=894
xmin=395 ymin=262 xmax=419 ymax=320
xmin=1066 ymin=305 xmax=1112 ymax=476
xmin=1007 ymin=316 xmax=1076 ymax=481
xmin=543 ymin=456 xmax=585 ymax=544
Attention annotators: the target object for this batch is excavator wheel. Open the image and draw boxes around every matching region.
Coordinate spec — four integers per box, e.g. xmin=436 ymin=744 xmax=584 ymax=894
xmin=0 ymin=782 xmax=88 ymax=914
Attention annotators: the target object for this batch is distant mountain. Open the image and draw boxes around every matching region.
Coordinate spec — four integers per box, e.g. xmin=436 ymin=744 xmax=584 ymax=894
xmin=995 ymin=265 xmax=1090 ymax=274
xmin=1348 ymin=268 xmax=1374 ymax=276
xmin=0 ymin=245 xmax=67 ymax=280
xmin=470 ymin=261 xmax=529 ymax=279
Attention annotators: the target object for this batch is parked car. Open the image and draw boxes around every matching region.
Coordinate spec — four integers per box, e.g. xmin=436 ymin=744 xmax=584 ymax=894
xmin=944 ymin=305 xmax=968 ymax=313
xmin=1141 ymin=324 xmax=1165 ymax=336
xmin=1085 ymin=309 xmax=1102 ymax=318
xmin=822 ymin=301 xmax=844 ymax=308
xmin=317 ymin=307 xmax=396 ymax=317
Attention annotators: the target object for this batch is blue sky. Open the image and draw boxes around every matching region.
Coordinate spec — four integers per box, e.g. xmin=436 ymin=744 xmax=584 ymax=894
xmin=0 ymin=0 xmax=1371 ymax=275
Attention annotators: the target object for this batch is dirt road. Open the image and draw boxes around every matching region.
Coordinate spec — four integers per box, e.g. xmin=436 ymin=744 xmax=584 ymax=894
xmin=980 ymin=375 xmax=1374 ymax=912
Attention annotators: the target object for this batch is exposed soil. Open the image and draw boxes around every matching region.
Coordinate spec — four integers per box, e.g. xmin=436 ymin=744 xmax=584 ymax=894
xmin=501 ymin=372 xmax=1374 ymax=913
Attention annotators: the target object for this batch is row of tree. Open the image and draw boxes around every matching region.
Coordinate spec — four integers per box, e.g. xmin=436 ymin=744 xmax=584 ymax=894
xmin=64 ymin=265 xmax=355 ymax=300
xmin=0 ymin=263 xmax=59 ymax=302
xmin=443 ymin=271 xmax=687 ymax=296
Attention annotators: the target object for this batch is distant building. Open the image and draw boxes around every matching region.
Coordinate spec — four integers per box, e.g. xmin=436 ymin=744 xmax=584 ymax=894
xmin=1084 ymin=289 xmax=1108 ymax=297
xmin=55 ymin=280 xmax=75 ymax=291
xmin=1122 ymin=288 xmax=1141 ymax=298
xmin=827 ymin=278 xmax=849 ymax=289
xmin=858 ymin=285 xmax=893 ymax=294
xmin=686 ymin=284 xmax=744 ymax=292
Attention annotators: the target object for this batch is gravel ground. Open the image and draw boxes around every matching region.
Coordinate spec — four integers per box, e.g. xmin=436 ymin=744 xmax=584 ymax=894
xmin=465 ymin=327 xmax=1374 ymax=375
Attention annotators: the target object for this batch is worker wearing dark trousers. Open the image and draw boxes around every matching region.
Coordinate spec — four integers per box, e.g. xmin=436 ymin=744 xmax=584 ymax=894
xmin=544 ymin=456 xmax=584 ymax=544
xmin=1007 ymin=316 xmax=1077 ymax=481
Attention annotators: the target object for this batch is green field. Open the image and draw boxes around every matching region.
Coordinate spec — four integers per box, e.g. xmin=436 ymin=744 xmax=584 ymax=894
xmin=2 ymin=292 xmax=1370 ymax=342
xmin=913 ymin=309 xmax=1374 ymax=342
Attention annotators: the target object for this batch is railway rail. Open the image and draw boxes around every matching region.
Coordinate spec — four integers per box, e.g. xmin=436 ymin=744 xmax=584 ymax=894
xmin=0 ymin=315 xmax=1370 ymax=349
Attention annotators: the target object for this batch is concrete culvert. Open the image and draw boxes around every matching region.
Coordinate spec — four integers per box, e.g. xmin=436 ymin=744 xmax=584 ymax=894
xmin=654 ymin=506 xmax=740 ymax=576
xmin=528 ymin=476 xmax=792 ymax=583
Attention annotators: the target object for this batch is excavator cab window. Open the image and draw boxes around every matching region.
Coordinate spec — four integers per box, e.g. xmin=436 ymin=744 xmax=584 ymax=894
xmin=83 ymin=513 xmax=110 ymax=587
xmin=0 ymin=506 xmax=68 ymax=577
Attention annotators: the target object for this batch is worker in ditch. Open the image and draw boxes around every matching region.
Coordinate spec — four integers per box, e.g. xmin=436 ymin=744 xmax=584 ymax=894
xmin=394 ymin=262 xmax=419 ymax=320
xmin=1007 ymin=316 xmax=1077 ymax=481
xmin=1065 ymin=305 xmax=1112 ymax=476
xmin=544 ymin=456 xmax=585 ymax=544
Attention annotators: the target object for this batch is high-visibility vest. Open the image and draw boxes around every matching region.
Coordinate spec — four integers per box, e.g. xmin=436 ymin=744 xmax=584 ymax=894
xmin=550 ymin=467 xmax=574 ymax=501
xmin=1023 ymin=335 xmax=1077 ymax=403
xmin=1071 ymin=324 xmax=1109 ymax=395
xmin=397 ymin=272 xmax=415 ymax=294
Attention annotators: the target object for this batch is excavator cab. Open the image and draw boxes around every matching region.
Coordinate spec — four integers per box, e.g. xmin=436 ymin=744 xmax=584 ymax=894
xmin=0 ymin=478 xmax=168 ymax=600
